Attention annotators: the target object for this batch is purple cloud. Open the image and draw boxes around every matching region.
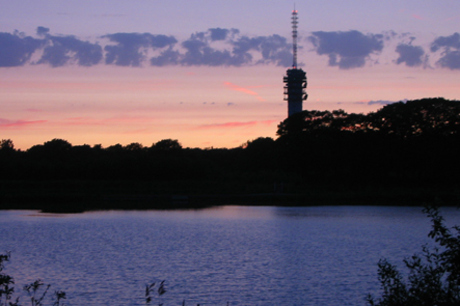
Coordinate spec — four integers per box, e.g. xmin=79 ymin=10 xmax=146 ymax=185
xmin=309 ymin=30 xmax=384 ymax=69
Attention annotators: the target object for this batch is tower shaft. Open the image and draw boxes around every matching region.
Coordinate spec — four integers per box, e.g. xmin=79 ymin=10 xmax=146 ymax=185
xmin=284 ymin=68 xmax=307 ymax=117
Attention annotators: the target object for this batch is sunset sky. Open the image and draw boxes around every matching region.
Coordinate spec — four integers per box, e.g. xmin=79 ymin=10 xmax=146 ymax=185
xmin=1 ymin=0 xmax=459 ymax=150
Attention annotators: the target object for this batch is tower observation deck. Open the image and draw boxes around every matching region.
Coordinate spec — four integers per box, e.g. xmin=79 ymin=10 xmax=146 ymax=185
xmin=283 ymin=9 xmax=307 ymax=117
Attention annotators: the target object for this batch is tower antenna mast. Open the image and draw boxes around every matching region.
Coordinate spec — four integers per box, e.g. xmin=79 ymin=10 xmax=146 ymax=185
xmin=283 ymin=6 xmax=307 ymax=117
xmin=291 ymin=6 xmax=298 ymax=68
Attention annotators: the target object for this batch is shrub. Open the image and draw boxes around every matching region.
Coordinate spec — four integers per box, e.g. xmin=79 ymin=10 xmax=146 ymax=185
xmin=368 ymin=206 xmax=460 ymax=306
xmin=0 ymin=253 xmax=66 ymax=306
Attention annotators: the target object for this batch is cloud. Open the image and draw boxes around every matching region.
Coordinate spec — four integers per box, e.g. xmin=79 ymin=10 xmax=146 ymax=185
xmin=181 ymin=35 xmax=234 ymax=66
xmin=103 ymin=32 xmax=177 ymax=66
xmin=430 ymin=33 xmax=460 ymax=70
xmin=0 ymin=27 xmax=102 ymax=67
xmin=150 ymin=49 xmax=181 ymax=66
xmin=367 ymin=100 xmax=401 ymax=106
xmin=0 ymin=27 xmax=291 ymax=68
xmin=0 ymin=32 xmax=43 ymax=67
xmin=338 ymin=100 xmax=401 ymax=106
xmin=0 ymin=118 xmax=47 ymax=127
xmin=179 ymin=29 xmax=291 ymax=67
xmin=256 ymin=34 xmax=292 ymax=66
xmin=38 ymin=34 xmax=103 ymax=67
xmin=430 ymin=33 xmax=460 ymax=52
xmin=395 ymin=43 xmax=425 ymax=67
xmin=436 ymin=51 xmax=460 ymax=70
xmin=231 ymin=34 xmax=291 ymax=66
xmin=309 ymin=30 xmax=384 ymax=69
xmin=3 ymin=27 xmax=460 ymax=70
xmin=209 ymin=28 xmax=231 ymax=41
xmin=36 ymin=26 xmax=50 ymax=37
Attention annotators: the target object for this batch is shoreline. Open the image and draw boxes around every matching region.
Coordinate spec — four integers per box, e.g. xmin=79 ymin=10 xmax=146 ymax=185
xmin=1 ymin=184 xmax=458 ymax=213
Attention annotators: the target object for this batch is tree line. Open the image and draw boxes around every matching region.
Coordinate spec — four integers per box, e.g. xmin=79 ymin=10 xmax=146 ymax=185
xmin=1 ymin=97 xmax=460 ymax=208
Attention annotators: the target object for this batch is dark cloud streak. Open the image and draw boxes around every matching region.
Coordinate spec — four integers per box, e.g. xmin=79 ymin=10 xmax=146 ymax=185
xmin=367 ymin=100 xmax=402 ymax=106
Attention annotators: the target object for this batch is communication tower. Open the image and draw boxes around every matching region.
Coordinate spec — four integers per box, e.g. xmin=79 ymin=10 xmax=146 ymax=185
xmin=283 ymin=8 xmax=307 ymax=117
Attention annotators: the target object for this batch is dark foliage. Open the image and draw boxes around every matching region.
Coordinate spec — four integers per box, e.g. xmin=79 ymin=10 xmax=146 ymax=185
xmin=0 ymin=254 xmax=66 ymax=306
xmin=277 ymin=97 xmax=460 ymax=138
xmin=368 ymin=206 xmax=460 ymax=306
xmin=275 ymin=97 xmax=460 ymax=188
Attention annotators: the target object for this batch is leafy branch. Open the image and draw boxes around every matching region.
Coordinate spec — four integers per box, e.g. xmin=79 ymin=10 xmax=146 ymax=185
xmin=368 ymin=206 xmax=460 ymax=306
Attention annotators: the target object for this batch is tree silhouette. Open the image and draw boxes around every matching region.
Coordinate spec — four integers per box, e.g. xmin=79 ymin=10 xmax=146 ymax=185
xmin=277 ymin=98 xmax=460 ymax=139
xmin=151 ymin=139 xmax=182 ymax=152
xmin=0 ymin=139 xmax=14 ymax=152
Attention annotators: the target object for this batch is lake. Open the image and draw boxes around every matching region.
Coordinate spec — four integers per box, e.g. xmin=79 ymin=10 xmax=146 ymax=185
xmin=1 ymin=206 xmax=459 ymax=306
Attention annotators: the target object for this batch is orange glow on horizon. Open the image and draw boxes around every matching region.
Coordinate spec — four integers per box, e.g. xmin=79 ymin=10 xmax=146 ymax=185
xmin=1 ymin=62 xmax=458 ymax=151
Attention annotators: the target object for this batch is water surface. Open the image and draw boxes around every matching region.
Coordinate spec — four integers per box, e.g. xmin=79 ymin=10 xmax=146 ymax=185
xmin=1 ymin=206 xmax=459 ymax=305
